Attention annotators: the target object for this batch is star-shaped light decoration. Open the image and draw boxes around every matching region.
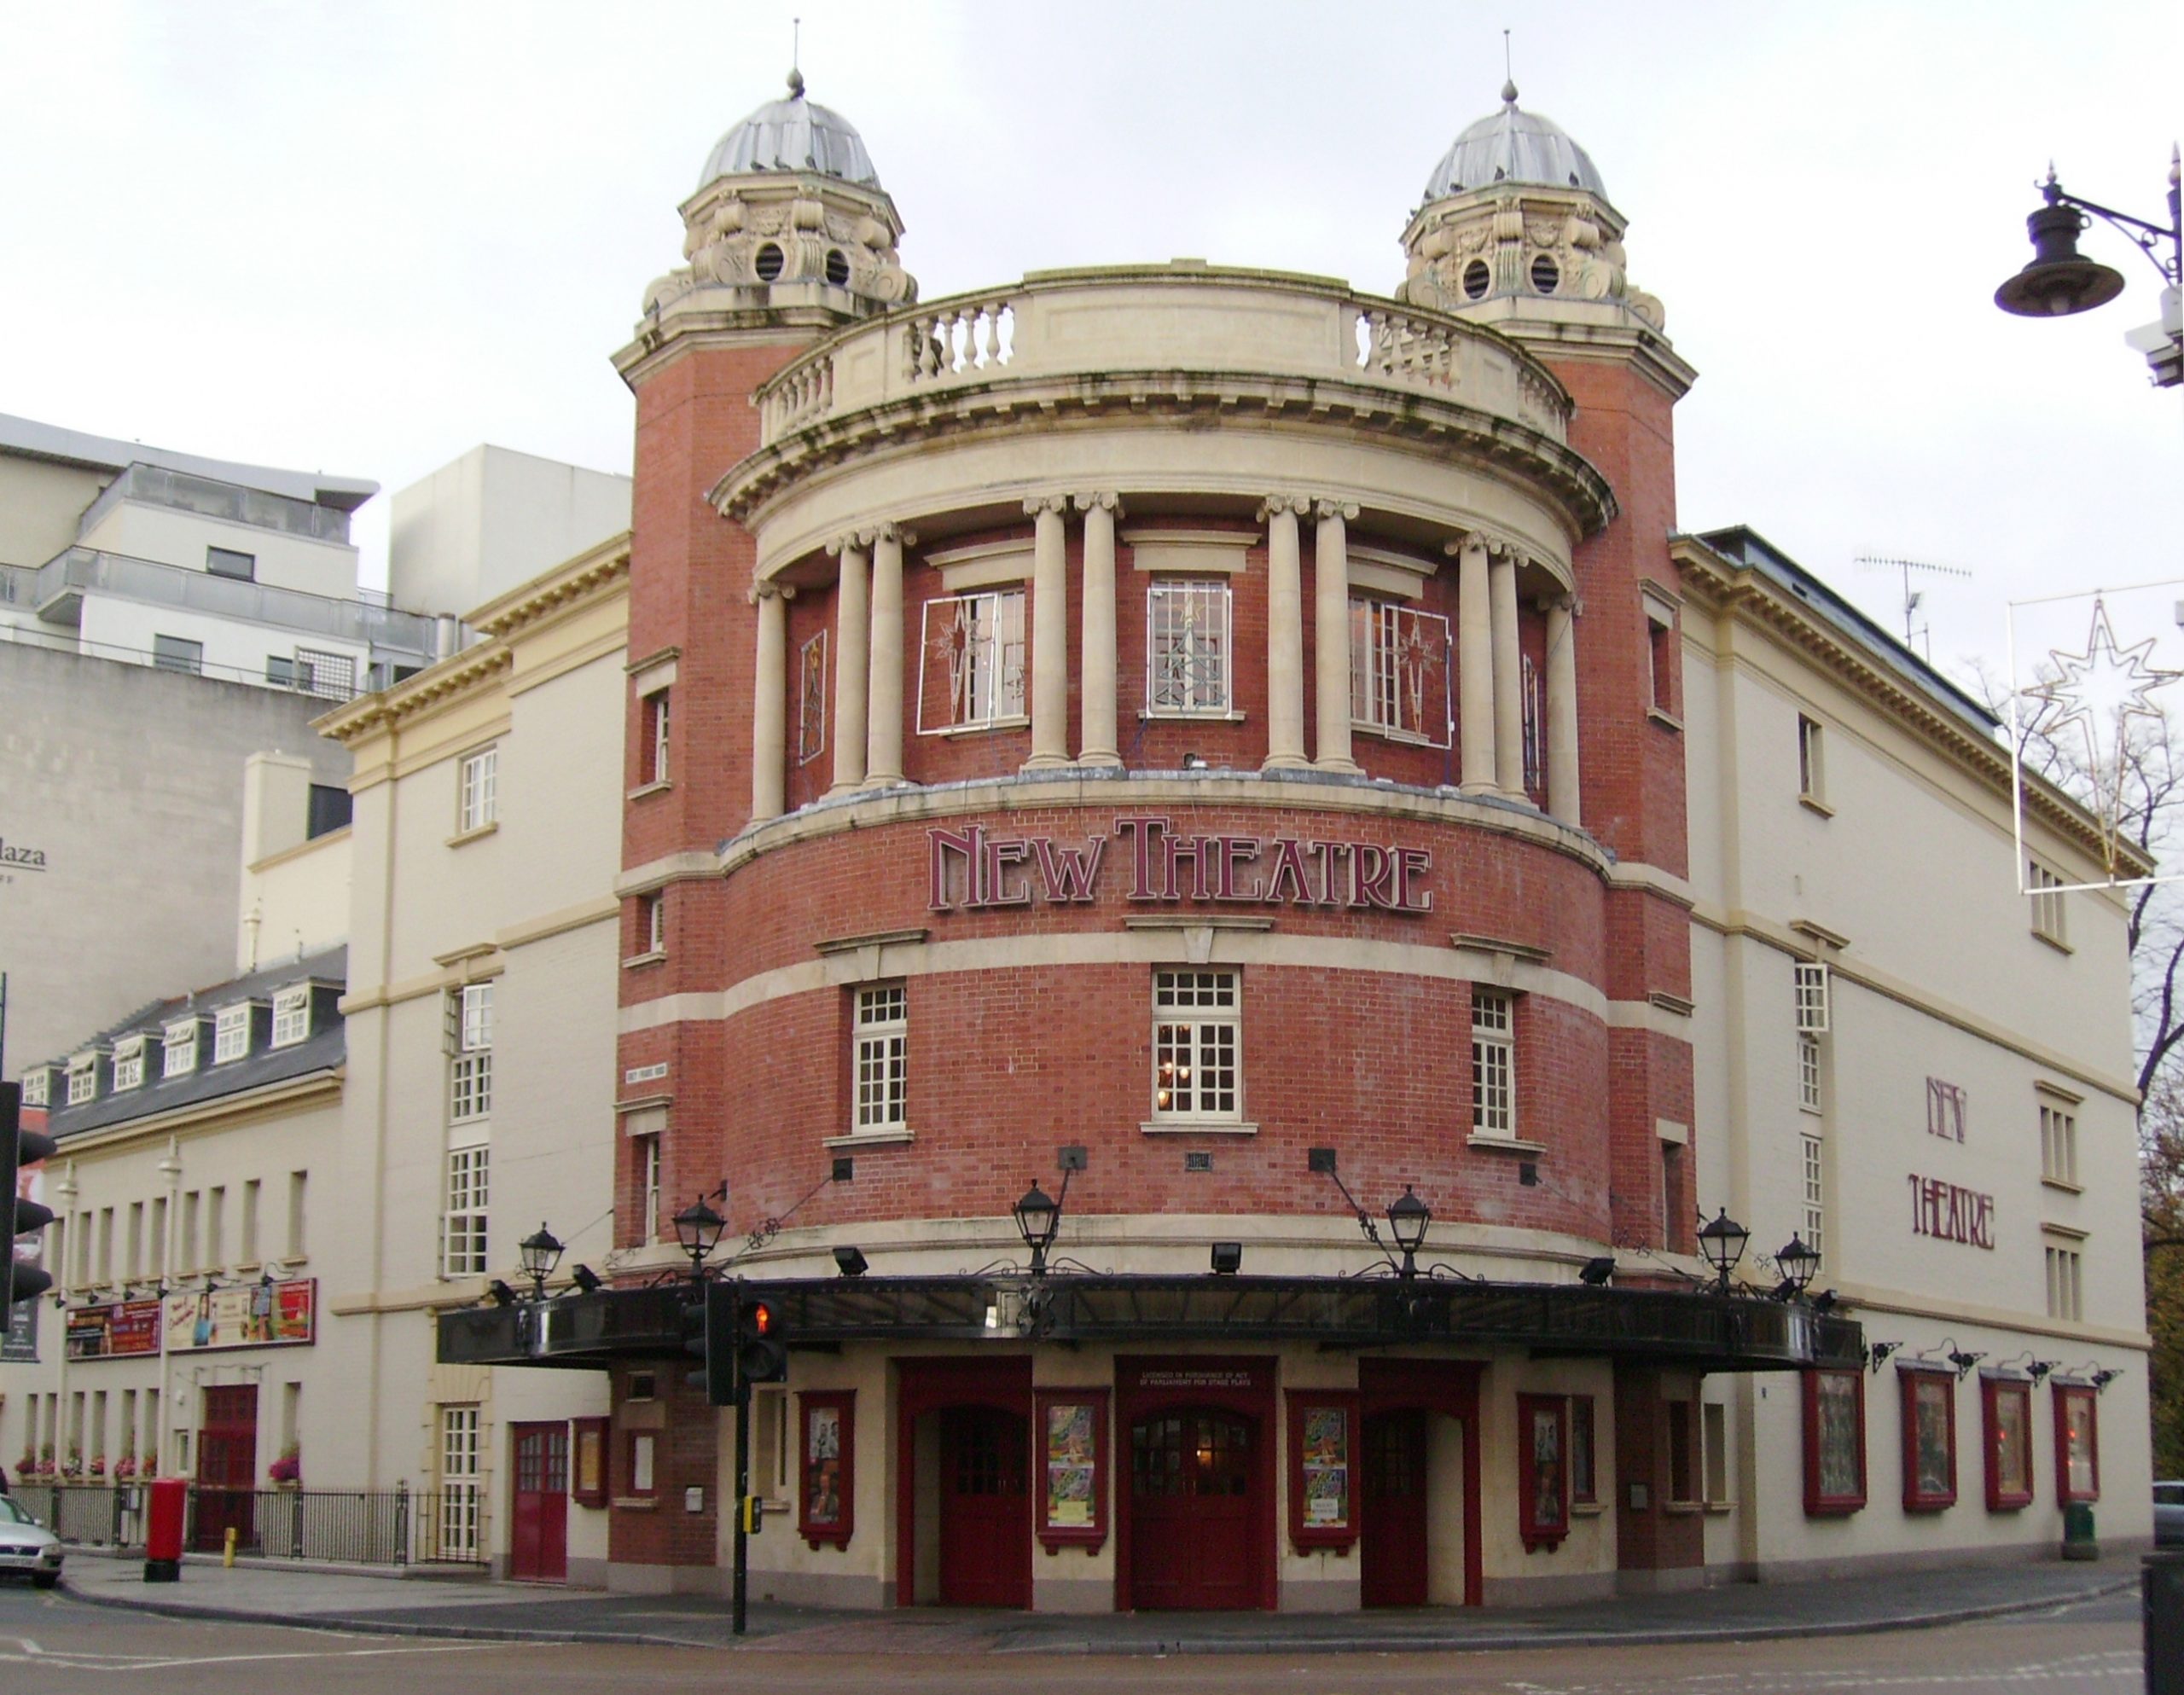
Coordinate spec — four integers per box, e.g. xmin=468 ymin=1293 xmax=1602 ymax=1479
xmin=2024 ymin=599 xmax=2180 ymax=868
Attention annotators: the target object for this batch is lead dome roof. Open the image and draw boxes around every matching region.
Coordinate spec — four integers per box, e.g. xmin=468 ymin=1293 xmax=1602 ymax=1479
xmin=1422 ymin=81 xmax=1607 ymax=201
xmin=698 ymin=70 xmax=882 ymax=191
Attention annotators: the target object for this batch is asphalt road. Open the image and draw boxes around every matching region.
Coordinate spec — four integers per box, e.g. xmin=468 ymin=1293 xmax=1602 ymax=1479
xmin=0 ymin=1582 xmax=2141 ymax=1693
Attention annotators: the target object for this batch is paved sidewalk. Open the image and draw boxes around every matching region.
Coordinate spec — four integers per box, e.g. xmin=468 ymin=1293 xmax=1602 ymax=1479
xmin=57 ymin=1547 xmax=2140 ymax=1655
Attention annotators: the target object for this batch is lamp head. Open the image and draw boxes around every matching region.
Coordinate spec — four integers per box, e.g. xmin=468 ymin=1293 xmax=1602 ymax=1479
xmin=1696 ymin=1209 xmax=1750 ymax=1284
xmin=1386 ymin=1185 xmax=1432 ymax=1255
xmin=1775 ymin=1234 xmax=1821 ymax=1296
xmin=1948 ymin=1349 xmax=1986 ymax=1380
xmin=671 ymin=1195 xmax=727 ymax=1263
xmin=1995 ymin=194 xmax=2126 ymax=319
xmin=517 ymin=1222 xmax=565 ymax=1287
xmin=1013 ymin=1180 xmax=1061 ymax=1264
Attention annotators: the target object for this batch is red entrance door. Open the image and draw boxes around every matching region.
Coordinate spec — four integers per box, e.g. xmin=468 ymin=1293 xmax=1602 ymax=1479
xmin=1361 ymin=1408 xmax=1430 ymax=1607
xmin=194 ymin=1384 xmax=258 ymax=1553
xmin=1129 ymin=1408 xmax=1257 ymax=1610
xmin=508 ymin=1422 xmax=569 ymax=1582
xmin=937 ymin=1406 xmax=1030 ymax=1606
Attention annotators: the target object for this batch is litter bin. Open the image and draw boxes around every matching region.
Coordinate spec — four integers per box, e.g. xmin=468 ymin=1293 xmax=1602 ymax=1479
xmin=143 ymin=1476 xmax=185 ymax=1582
xmin=2062 ymin=1501 xmax=2098 ymax=1559
xmin=2148 ymin=1553 xmax=2184 ymax=1694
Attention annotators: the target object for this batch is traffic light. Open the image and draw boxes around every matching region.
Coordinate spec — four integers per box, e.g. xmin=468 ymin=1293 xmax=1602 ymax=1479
xmin=683 ymin=1280 xmax=740 ymax=1407
xmin=737 ymin=1297 xmax=787 ymax=1385
xmin=1 ymin=1083 xmax=56 ymax=1307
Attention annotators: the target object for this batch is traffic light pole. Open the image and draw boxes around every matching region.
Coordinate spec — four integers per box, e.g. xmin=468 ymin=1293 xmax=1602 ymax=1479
xmin=732 ymin=1370 xmax=751 ymax=1636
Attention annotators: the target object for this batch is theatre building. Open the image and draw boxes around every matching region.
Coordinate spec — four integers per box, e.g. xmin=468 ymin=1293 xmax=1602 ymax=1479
xmin=436 ymin=74 xmax=2151 ymax=1605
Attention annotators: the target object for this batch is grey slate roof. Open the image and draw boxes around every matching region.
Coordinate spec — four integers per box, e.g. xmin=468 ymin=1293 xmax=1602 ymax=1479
xmin=35 ymin=946 xmax=348 ymax=1141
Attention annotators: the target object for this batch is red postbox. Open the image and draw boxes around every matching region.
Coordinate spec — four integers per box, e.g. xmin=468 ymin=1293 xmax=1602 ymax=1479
xmin=143 ymin=1476 xmax=186 ymax=1582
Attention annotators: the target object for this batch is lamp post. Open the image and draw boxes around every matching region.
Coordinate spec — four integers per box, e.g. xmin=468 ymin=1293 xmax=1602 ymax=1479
xmin=1012 ymin=1181 xmax=1060 ymax=1276
xmin=672 ymin=1194 xmax=727 ymax=1281
xmin=1995 ymin=153 xmax=2183 ymax=387
xmin=516 ymin=1222 xmax=564 ymax=1302
xmin=1696 ymin=1209 xmax=1750 ymax=1294
xmin=1774 ymin=1234 xmax=1821 ymax=1301
xmin=1386 ymin=1186 xmax=1432 ymax=1280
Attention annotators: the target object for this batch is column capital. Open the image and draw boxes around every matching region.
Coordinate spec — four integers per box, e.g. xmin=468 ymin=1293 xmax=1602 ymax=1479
xmin=748 ymin=580 xmax=796 ymax=605
xmin=1538 ymin=592 xmax=1582 ymax=616
xmin=1072 ymin=491 xmax=1124 ymax=518
xmin=1024 ymin=494 xmax=1071 ymax=519
xmin=1446 ymin=528 xmax=1531 ymax=566
xmin=1256 ymin=494 xmax=1311 ymax=520
xmin=826 ymin=532 xmax=874 ymax=557
xmin=871 ymin=522 xmax=917 ymax=548
xmin=1313 ymin=499 xmax=1360 ymax=523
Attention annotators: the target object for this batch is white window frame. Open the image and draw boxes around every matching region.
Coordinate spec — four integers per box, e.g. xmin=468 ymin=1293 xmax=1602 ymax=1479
xmin=1145 ymin=579 xmax=1233 ymax=716
xmin=161 ymin=1020 xmax=199 ymax=1078
xmin=1798 ymin=1031 xmax=1823 ymax=1115
xmin=448 ymin=984 xmax=493 ymax=1123
xmin=1801 ymin=1133 xmax=1826 ymax=1263
xmin=1349 ymin=596 xmax=1453 ymax=747
xmin=442 ymin=1146 xmax=490 ymax=1279
xmin=1471 ymin=990 xmax=1515 ymax=1139
xmin=1151 ymin=968 xmax=1242 ymax=1124
xmin=645 ymin=687 xmax=672 ymax=784
xmin=2029 ymin=859 xmax=2068 ymax=947
xmin=457 ymin=747 xmax=498 ymax=834
xmin=438 ymin=1405 xmax=482 ymax=1560
xmin=1793 ymin=962 xmax=1831 ymax=1035
xmin=112 ymin=1036 xmax=146 ymax=1092
xmin=852 ymin=984 xmax=909 ymax=1135
xmin=643 ymin=891 xmax=665 ymax=956
xmin=1797 ymin=714 xmax=1826 ymax=804
xmin=2042 ymin=1100 xmax=2080 ymax=1187
xmin=20 ymin=1067 xmax=49 ymax=1106
xmin=66 ymin=1058 xmax=97 ymax=1106
xmin=213 ymin=1006 xmax=252 ymax=1065
xmin=270 ymin=987 xmax=311 ymax=1049
xmin=917 ymin=589 xmax=1026 ymax=733
xmin=640 ymin=1134 xmax=662 ymax=1242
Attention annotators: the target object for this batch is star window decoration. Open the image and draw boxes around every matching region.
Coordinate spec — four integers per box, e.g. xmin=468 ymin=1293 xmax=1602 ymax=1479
xmin=2024 ymin=598 xmax=2179 ymax=869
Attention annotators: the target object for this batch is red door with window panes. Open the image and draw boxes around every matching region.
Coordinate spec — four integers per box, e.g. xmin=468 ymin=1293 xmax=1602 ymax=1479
xmin=194 ymin=1384 xmax=258 ymax=1552
xmin=1129 ymin=1408 xmax=1258 ymax=1610
xmin=937 ymin=1405 xmax=1031 ymax=1606
xmin=1360 ymin=1408 xmax=1430 ymax=1607
xmin=508 ymin=1422 xmax=569 ymax=1582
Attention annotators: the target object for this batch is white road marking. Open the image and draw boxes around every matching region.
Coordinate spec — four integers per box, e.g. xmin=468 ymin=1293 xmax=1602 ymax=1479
xmin=0 ymin=1640 xmax=518 ymax=1672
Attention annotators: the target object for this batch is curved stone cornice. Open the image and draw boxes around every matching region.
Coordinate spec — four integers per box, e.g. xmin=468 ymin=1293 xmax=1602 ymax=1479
xmin=708 ymin=367 xmax=1618 ymax=540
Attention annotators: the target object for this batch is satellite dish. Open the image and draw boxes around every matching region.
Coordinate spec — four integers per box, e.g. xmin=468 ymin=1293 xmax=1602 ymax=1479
xmin=258 ymin=1260 xmax=288 ymax=1283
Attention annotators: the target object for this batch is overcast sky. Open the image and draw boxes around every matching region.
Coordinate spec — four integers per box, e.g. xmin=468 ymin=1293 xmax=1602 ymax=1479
xmin=3 ymin=0 xmax=2178 ymax=686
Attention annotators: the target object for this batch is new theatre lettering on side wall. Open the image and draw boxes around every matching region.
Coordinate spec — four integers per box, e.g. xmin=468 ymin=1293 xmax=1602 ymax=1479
xmin=926 ymin=817 xmax=1435 ymax=914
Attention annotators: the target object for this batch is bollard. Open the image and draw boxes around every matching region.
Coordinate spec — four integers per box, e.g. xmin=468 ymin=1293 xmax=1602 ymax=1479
xmin=223 ymin=1524 xmax=236 ymax=1569
xmin=2146 ymin=1552 xmax=2184 ymax=1693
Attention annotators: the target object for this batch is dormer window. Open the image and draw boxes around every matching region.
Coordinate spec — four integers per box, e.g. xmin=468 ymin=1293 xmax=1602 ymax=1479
xmin=163 ymin=1020 xmax=198 ymax=1077
xmin=20 ymin=1067 xmax=51 ymax=1106
xmin=270 ymin=986 xmax=311 ymax=1049
xmin=213 ymin=1006 xmax=253 ymax=1065
xmin=113 ymin=1036 xmax=148 ymax=1091
xmin=67 ymin=1054 xmax=99 ymax=1106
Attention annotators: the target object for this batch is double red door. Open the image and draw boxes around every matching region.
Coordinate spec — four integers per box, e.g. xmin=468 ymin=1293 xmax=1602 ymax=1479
xmin=936 ymin=1406 xmax=1029 ymax=1607
xmin=1360 ymin=1409 xmax=1430 ymax=1607
xmin=194 ymin=1384 xmax=258 ymax=1552
xmin=1128 ymin=1408 xmax=1257 ymax=1610
xmin=508 ymin=1422 xmax=568 ymax=1582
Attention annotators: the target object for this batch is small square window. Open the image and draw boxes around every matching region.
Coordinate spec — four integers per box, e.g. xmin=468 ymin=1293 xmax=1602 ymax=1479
xmin=20 ymin=1068 xmax=49 ymax=1106
xmin=112 ymin=1037 xmax=146 ymax=1092
xmin=270 ymin=987 xmax=311 ymax=1048
xmin=162 ymin=1021 xmax=200 ymax=1077
xmin=853 ymin=984 xmax=908 ymax=1134
xmin=206 ymin=546 xmax=256 ymax=581
xmin=457 ymin=748 xmax=498 ymax=833
xmin=153 ymin=635 xmax=203 ymax=676
xmin=66 ymin=1061 xmax=97 ymax=1106
xmin=212 ymin=1007 xmax=252 ymax=1065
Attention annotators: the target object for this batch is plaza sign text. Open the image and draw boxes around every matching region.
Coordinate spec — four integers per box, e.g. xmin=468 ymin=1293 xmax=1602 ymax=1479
xmin=927 ymin=816 xmax=1434 ymax=914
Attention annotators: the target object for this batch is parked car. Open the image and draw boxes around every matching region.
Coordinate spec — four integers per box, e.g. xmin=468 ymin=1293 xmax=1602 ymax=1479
xmin=2156 ymin=1481 xmax=2184 ymax=1548
xmin=0 ymin=1495 xmax=61 ymax=1588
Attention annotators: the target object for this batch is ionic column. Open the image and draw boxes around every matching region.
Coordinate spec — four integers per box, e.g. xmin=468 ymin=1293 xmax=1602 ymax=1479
xmin=1024 ymin=496 xmax=1072 ymax=769
xmin=1453 ymin=536 xmax=1496 ymax=792
xmin=863 ymin=524 xmax=909 ymax=787
xmin=750 ymin=581 xmax=791 ymax=822
xmin=1545 ymin=594 xmax=1583 ymax=826
xmin=1260 ymin=496 xmax=1309 ymax=771
xmin=1075 ymin=492 xmax=1123 ymax=768
xmin=828 ymin=535 xmax=870 ymax=792
xmin=1490 ymin=548 xmax=1523 ymax=797
xmin=1312 ymin=500 xmax=1361 ymax=774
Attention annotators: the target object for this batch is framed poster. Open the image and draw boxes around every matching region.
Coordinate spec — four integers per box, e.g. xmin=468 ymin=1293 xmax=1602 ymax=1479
xmin=1516 ymin=1392 xmax=1569 ymax=1550
xmin=1896 ymin=1366 xmax=1956 ymax=1512
xmin=1801 ymin=1367 xmax=1866 ymax=1515
xmin=1983 ymin=1376 xmax=2034 ymax=1511
xmin=1033 ymin=1387 xmax=1109 ymax=1549
xmin=2053 ymin=1383 xmax=2100 ymax=1504
xmin=1285 ymin=1390 xmax=1361 ymax=1551
xmin=572 ymin=1417 xmax=610 ymax=1509
xmin=799 ymin=1390 xmax=856 ymax=1548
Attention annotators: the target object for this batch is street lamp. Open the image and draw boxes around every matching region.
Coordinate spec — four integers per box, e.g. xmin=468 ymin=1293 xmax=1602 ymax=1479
xmin=1995 ymin=154 xmax=2183 ymax=387
xmin=1386 ymin=1185 xmax=1432 ymax=1280
xmin=672 ymin=1193 xmax=727 ymax=1280
xmin=1013 ymin=1180 xmax=1061 ymax=1276
xmin=1774 ymin=1234 xmax=1821 ymax=1301
xmin=1695 ymin=1209 xmax=1750 ymax=1294
xmin=516 ymin=1222 xmax=564 ymax=1301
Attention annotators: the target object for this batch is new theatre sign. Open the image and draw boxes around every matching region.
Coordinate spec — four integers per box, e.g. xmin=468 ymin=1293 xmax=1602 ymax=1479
xmin=927 ymin=816 xmax=1436 ymax=914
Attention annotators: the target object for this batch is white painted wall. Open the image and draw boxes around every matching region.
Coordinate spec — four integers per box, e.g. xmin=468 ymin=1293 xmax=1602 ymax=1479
xmin=389 ymin=445 xmax=630 ymax=620
xmin=78 ymin=500 xmax=360 ymax=598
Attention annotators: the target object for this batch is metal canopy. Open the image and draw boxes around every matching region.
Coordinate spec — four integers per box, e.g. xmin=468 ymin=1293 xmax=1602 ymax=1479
xmin=437 ymin=1273 xmax=1862 ymax=1374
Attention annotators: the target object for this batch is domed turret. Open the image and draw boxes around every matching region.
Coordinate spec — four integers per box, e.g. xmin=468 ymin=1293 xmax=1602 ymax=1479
xmin=638 ymin=72 xmax=916 ymax=327
xmin=1397 ymin=81 xmax=1664 ymax=340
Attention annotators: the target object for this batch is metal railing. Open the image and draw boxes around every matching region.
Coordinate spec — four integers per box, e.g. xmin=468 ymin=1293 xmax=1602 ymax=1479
xmin=6 ymin=1482 xmax=483 ymax=1566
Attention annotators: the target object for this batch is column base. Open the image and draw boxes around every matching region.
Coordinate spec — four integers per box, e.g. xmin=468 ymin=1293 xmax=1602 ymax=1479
xmin=1261 ymin=752 xmax=1311 ymax=772
xmin=1312 ymin=758 xmax=1363 ymax=776
xmin=1019 ymin=753 xmax=1074 ymax=771
xmin=1076 ymin=752 xmax=1124 ymax=769
xmin=861 ymin=772 xmax=909 ymax=791
xmin=1456 ymin=781 xmax=1499 ymax=798
xmin=825 ymin=781 xmax=869 ymax=798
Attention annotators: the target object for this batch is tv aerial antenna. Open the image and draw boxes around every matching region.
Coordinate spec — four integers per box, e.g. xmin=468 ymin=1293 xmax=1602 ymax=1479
xmin=1855 ymin=554 xmax=1972 ymax=658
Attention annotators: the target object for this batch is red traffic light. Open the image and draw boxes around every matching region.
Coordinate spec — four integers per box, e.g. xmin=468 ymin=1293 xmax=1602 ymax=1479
xmin=747 ymin=1301 xmax=774 ymax=1338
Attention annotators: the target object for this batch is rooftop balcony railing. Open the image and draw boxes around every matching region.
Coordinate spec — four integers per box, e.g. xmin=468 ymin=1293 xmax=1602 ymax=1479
xmin=755 ymin=265 xmax=1574 ymax=450
xmin=77 ymin=461 xmax=356 ymax=545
